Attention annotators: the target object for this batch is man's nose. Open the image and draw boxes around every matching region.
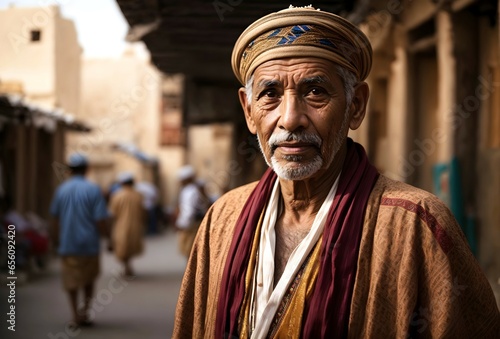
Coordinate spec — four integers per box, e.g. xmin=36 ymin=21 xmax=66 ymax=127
xmin=278 ymin=92 xmax=309 ymax=132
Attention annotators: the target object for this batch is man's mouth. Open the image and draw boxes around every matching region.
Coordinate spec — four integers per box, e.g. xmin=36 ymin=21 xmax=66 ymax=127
xmin=268 ymin=131 xmax=322 ymax=155
xmin=272 ymin=142 xmax=319 ymax=154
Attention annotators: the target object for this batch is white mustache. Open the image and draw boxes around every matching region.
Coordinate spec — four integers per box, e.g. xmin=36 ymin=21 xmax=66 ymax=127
xmin=268 ymin=130 xmax=322 ymax=151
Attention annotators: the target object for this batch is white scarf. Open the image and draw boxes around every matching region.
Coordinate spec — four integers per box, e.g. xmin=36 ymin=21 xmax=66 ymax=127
xmin=249 ymin=175 xmax=340 ymax=338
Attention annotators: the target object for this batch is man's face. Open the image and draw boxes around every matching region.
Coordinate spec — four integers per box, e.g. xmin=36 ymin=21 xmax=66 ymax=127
xmin=240 ymin=57 xmax=356 ymax=181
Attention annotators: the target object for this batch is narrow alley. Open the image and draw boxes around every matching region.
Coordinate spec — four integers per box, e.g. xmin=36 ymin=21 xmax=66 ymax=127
xmin=0 ymin=229 xmax=185 ymax=339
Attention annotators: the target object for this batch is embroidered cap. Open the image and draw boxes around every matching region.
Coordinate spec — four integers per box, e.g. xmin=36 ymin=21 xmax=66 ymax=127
xmin=231 ymin=6 xmax=372 ymax=85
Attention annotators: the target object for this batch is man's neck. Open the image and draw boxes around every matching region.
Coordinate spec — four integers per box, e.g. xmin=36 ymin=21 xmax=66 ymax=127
xmin=272 ymin=144 xmax=346 ymax=286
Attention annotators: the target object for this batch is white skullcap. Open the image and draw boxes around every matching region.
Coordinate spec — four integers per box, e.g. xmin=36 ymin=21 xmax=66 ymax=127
xmin=67 ymin=153 xmax=88 ymax=167
xmin=117 ymin=171 xmax=134 ymax=184
xmin=177 ymin=165 xmax=195 ymax=181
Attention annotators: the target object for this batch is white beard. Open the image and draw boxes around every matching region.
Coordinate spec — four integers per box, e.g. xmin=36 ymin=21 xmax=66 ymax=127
xmin=257 ymin=108 xmax=350 ymax=181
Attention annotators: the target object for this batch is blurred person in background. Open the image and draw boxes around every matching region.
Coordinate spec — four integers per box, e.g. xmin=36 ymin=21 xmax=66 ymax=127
xmin=195 ymin=178 xmax=217 ymax=207
xmin=50 ymin=153 xmax=109 ymax=328
xmin=108 ymin=171 xmax=145 ymax=278
xmin=104 ymin=179 xmax=122 ymax=203
xmin=135 ymin=180 xmax=160 ymax=235
xmin=175 ymin=165 xmax=208 ymax=258
xmin=174 ymin=6 xmax=500 ymax=338
xmin=1 ymin=196 xmax=50 ymax=277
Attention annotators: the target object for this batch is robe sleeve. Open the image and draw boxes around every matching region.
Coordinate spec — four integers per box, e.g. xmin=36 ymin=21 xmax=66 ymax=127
xmin=410 ymin=199 xmax=500 ymax=338
xmin=349 ymin=177 xmax=500 ymax=338
xmin=172 ymin=206 xmax=214 ymax=339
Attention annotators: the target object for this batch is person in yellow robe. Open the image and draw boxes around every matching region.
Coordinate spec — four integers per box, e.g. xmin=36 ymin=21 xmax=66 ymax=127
xmin=109 ymin=171 xmax=145 ymax=277
xmin=174 ymin=5 xmax=500 ymax=338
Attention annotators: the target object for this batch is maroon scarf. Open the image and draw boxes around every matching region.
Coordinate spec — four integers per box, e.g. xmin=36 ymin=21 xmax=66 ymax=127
xmin=215 ymin=139 xmax=379 ymax=338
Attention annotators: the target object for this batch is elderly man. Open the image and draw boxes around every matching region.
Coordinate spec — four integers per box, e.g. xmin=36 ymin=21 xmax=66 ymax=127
xmin=173 ymin=6 xmax=500 ymax=338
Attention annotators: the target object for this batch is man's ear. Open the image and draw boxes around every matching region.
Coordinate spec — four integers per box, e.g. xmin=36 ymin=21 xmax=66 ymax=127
xmin=348 ymin=81 xmax=369 ymax=130
xmin=238 ymin=87 xmax=257 ymax=134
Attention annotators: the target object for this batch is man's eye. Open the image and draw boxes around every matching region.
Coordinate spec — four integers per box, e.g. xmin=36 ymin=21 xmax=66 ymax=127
xmin=308 ymin=87 xmax=326 ymax=96
xmin=258 ymin=89 xmax=278 ymax=99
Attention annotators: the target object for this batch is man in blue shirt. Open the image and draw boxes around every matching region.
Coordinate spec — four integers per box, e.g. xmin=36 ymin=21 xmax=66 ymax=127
xmin=50 ymin=153 xmax=109 ymax=328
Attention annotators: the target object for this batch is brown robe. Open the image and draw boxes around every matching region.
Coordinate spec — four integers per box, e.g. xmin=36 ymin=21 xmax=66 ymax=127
xmin=173 ymin=175 xmax=500 ymax=338
xmin=109 ymin=187 xmax=145 ymax=261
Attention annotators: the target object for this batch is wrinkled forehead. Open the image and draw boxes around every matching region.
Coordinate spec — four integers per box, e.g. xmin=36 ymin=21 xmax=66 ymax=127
xmin=251 ymin=57 xmax=343 ymax=87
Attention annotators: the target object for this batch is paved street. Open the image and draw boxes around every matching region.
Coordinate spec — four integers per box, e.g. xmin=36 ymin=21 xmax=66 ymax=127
xmin=1 ymin=229 xmax=186 ymax=339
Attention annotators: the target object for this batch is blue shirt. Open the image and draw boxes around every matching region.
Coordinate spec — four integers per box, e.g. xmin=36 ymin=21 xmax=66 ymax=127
xmin=50 ymin=175 xmax=109 ymax=255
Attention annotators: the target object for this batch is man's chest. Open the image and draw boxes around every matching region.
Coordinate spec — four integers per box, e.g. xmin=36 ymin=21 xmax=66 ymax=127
xmin=273 ymin=221 xmax=311 ymax=286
